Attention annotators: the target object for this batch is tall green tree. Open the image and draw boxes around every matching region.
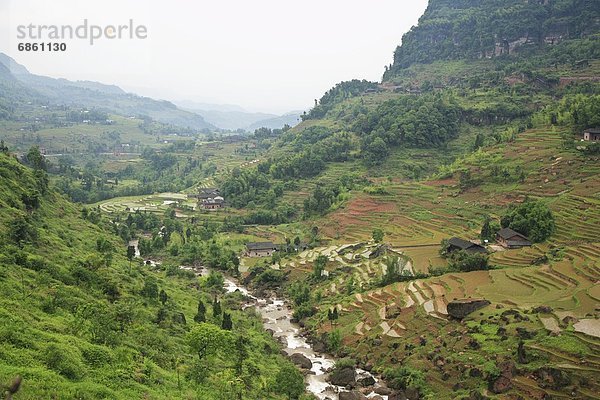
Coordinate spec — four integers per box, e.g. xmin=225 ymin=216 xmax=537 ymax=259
xmin=373 ymin=228 xmax=384 ymax=243
xmin=194 ymin=299 xmax=206 ymax=323
xmin=221 ymin=312 xmax=233 ymax=330
xmin=212 ymin=296 xmax=222 ymax=318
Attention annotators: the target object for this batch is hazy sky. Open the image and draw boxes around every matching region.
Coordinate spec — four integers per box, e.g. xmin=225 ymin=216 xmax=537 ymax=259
xmin=0 ymin=0 xmax=427 ymax=113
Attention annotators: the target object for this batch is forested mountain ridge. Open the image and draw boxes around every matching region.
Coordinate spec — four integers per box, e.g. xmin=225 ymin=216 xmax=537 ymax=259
xmin=384 ymin=0 xmax=600 ymax=76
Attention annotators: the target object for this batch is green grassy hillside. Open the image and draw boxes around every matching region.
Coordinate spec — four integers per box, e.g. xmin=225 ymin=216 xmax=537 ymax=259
xmin=0 ymin=152 xmax=303 ymax=399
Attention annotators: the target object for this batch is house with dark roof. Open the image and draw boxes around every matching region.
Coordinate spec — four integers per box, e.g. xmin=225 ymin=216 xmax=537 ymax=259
xmin=583 ymin=128 xmax=600 ymax=141
xmin=245 ymin=242 xmax=278 ymax=257
xmin=187 ymin=188 xmax=221 ymax=200
xmin=496 ymin=228 xmax=532 ymax=249
xmin=447 ymin=237 xmax=487 ymax=254
xmin=201 ymin=196 xmax=224 ymax=210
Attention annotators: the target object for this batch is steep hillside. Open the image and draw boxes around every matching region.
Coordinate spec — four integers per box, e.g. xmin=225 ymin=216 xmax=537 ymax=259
xmin=384 ymin=0 xmax=600 ymax=75
xmin=0 ymin=151 xmax=301 ymax=399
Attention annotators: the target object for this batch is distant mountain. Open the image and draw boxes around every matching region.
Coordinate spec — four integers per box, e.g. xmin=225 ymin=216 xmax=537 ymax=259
xmin=245 ymin=111 xmax=302 ymax=131
xmin=180 ymin=107 xmax=278 ymax=131
xmin=176 ymin=100 xmax=302 ymax=131
xmin=0 ymin=53 xmax=215 ymax=131
xmin=176 ymin=100 xmax=245 ymax=113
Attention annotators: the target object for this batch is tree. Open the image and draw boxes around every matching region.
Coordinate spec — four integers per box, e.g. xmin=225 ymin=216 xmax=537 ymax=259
xmin=10 ymin=214 xmax=37 ymax=246
xmin=372 ymin=228 xmax=384 ymax=243
xmin=328 ymin=329 xmax=342 ymax=352
xmin=272 ymin=364 xmax=305 ymax=400
xmin=194 ymin=299 xmax=206 ymax=323
xmin=26 ymin=146 xmax=47 ymax=171
xmin=501 ymin=200 xmax=555 ymax=242
xmin=480 ymin=215 xmax=499 ymax=242
xmin=473 ymin=132 xmax=484 ymax=150
xmin=212 ymin=296 xmax=222 ymax=318
xmin=126 ymin=245 xmax=136 ymax=268
xmin=159 ymin=289 xmax=168 ymax=306
xmin=141 ymin=277 xmax=159 ymax=300
xmin=313 ymin=255 xmax=327 ymax=279
xmin=221 ymin=312 xmax=233 ymax=330
xmin=187 ymin=323 xmax=232 ymax=361
xmin=380 ymin=256 xmax=408 ymax=285
xmin=234 ymin=334 xmax=249 ymax=375
xmin=448 ymin=251 xmax=490 ymax=272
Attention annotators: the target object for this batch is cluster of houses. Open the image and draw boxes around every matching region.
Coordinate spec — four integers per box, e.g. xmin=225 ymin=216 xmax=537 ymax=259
xmin=244 ymin=241 xmax=309 ymax=257
xmin=447 ymin=227 xmax=532 ymax=255
xmin=187 ymin=188 xmax=225 ymax=210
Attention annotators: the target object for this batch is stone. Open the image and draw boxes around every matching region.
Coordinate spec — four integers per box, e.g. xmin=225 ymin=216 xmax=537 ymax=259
xmin=405 ymin=387 xmax=420 ymax=400
xmin=516 ymin=327 xmax=536 ymax=339
xmin=534 ymin=367 xmax=571 ymax=390
xmin=339 ymin=391 xmax=368 ymax=400
xmin=374 ymin=386 xmax=392 ymax=395
xmin=489 ymin=361 xmax=515 ymax=394
xmin=330 ymin=367 xmax=356 ymax=387
xmin=447 ymin=299 xmax=491 ymax=319
xmin=532 ymin=305 xmax=553 ymax=314
xmin=290 ymin=353 xmax=312 ymax=370
xmin=312 ymin=341 xmax=326 ymax=353
xmin=358 ymin=375 xmax=376 ymax=387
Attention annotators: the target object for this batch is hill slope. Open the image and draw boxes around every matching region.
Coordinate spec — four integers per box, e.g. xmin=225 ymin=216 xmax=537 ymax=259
xmin=0 ymin=54 xmax=214 ymax=131
xmin=0 ymin=152 xmax=298 ymax=399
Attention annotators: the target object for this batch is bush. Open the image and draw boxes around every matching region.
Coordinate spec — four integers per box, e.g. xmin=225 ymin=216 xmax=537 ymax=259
xmin=501 ymin=200 xmax=555 ymax=242
xmin=384 ymin=366 xmax=429 ymax=394
xmin=449 ymin=251 xmax=490 ymax=272
xmin=44 ymin=343 xmax=86 ymax=380
xmin=334 ymin=357 xmax=355 ymax=370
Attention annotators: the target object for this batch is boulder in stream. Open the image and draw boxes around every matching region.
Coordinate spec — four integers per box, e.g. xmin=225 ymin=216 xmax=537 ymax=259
xmin=330 ymin=367 xmax=356 ymax=386
xmin=339 ymin=391 xmax=368 ymax=400
xmin=290 ymin=353 xmax=312 ymax=370
xmin=358 ymin=375 xmax=376 ymax=387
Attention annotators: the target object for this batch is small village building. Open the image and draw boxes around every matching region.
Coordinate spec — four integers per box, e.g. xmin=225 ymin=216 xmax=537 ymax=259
xmin=447 ymin=237 xmax=487 ymax=254
xmin=188 ymin=188 xmax=220 ymax=199
xmin=496 ymin=228 xmax=532 ymax=249
xmin=201 ymin=196 xmax=224 ymax=210
xmin=245 ymin=242 xmax=278 ymax=257
xmin=583 ymin=128 xmax=600 ymax=141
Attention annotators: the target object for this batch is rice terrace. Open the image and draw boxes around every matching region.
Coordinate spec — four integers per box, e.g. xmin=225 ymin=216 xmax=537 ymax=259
xmin=1 ymin=0 xmax=600 ymax=399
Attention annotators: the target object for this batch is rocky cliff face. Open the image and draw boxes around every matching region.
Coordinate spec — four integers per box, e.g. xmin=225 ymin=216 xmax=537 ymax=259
xmin=383 ymin=0 xmax=600 ymax=77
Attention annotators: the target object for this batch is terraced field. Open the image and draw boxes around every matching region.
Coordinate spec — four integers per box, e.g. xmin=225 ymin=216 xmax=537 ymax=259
xmin=286 ymin=126 xmax=600 ymax=397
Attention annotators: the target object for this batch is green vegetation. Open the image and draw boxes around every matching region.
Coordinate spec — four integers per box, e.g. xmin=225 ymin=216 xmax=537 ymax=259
xmin=501 ymin=200 xmax=556 ymax=243
xmin=0 ymin=153 xmax=304 ymax=399
xmin=1 ymin=0 xmax=599 ymax=397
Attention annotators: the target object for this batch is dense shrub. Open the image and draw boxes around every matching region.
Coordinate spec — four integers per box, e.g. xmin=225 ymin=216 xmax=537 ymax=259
xmin=501 ymin=200 xmax=555 ymax=242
